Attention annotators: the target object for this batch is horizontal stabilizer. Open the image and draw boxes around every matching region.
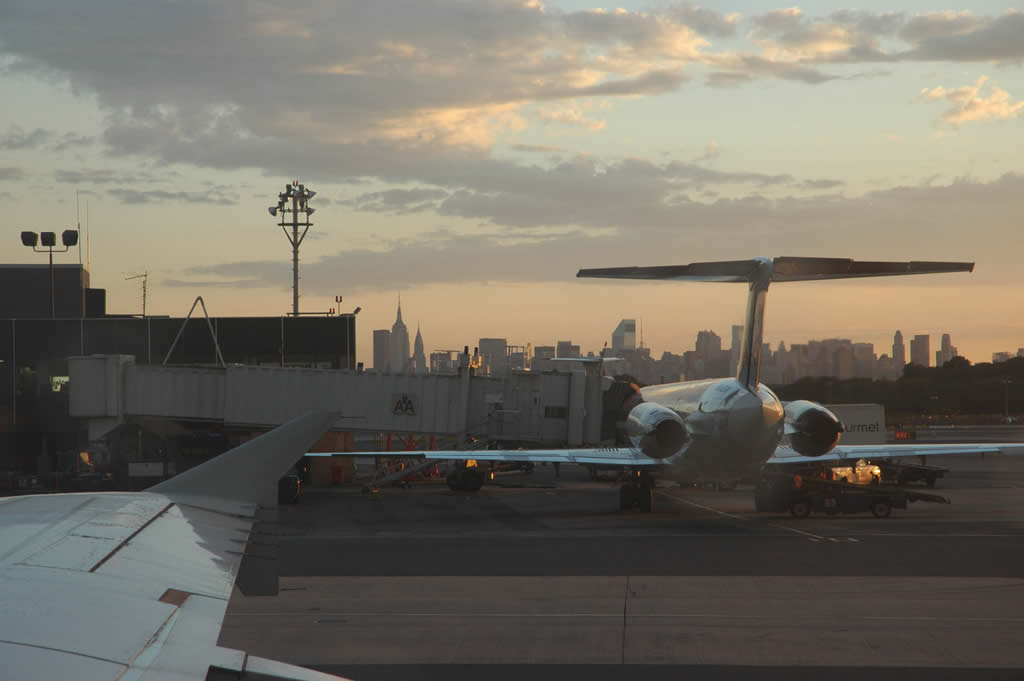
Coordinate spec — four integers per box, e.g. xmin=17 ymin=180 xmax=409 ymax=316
xmin=578 ymin=257 xmax=974 ymax=283
xmin=769 ymin=257 xmax=974 ymax=282
xmin=151 ymin=411 xmax=336 ymax=506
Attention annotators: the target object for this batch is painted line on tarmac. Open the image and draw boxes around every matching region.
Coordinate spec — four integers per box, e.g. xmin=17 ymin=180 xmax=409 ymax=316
xmin=655 ymin=492 xmax=747 ymax=521
xmin=656 ymin=492 xmax=846 ymax=542
xmin=761 ymin=522 xmax=830 ymax=541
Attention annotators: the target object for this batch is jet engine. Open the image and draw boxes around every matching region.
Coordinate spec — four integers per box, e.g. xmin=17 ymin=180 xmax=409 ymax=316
xmin=625 ymin=402 xmax=688 ymax=459
xmin=783 ymin=400 xmax=844 ymax=457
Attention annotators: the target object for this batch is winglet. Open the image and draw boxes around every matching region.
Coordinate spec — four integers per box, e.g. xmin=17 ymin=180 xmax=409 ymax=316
xmin=151 ymin=411 xmax=336 ymax=507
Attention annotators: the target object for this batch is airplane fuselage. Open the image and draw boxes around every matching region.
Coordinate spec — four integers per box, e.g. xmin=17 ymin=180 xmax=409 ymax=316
xmin=640 ymin=378 xmax=785 ymax=481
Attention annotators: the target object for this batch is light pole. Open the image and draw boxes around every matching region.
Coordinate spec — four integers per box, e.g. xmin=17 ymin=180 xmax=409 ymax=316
xmin=20 ymin=230 xmax=79 ymax=318
xmin=268 ymin=181 xmax=316 ymax=317
xmin=1002 ymin=378 xmax=1012 ymax=422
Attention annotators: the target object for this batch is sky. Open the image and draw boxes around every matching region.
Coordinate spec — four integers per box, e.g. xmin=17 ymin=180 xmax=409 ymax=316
xmin=1 ymin=1 xmax=1023 ymax=369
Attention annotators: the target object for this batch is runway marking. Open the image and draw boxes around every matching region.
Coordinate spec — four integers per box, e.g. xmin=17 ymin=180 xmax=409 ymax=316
xmin=655 ymin=492 xmax=746 ymax=521
xmin=761 ymin=522 xmax=828 ymax=541
xmin=655 ymin=492 xmax=864 ymax=542
xmin=655 ymin=489 xmax=872 ymax=540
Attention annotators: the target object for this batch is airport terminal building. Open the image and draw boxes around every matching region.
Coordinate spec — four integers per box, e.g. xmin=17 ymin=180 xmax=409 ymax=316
xmin=0 ymin=264 xmax=356 ymax=477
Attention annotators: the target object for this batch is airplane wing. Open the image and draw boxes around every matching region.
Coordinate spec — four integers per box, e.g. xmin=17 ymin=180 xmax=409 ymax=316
xmin=767 ymin=442 xmax=1024 ymax=465
xmin=0 ymin=411 xmax=351 ymax=681
xmin=326 ymin=447 xmax=659 ymax=467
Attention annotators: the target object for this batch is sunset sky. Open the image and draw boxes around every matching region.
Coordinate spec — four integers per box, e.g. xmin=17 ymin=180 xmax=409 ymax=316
xmin=2 ymin=2 xmax=1022 ymax=368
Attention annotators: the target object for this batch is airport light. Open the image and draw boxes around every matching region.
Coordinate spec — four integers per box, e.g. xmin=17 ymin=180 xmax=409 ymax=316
xmin=20 ymin=228 xmax=79 ymax=318
xmin=268 ymin=180 xmax=317 ymax=316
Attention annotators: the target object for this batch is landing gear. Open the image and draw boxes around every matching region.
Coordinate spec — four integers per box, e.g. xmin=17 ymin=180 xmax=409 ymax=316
xmin=618 ymin=473 xmax=654 ymax=513
xmin=447 ymin=467 xmax=484 ymax=492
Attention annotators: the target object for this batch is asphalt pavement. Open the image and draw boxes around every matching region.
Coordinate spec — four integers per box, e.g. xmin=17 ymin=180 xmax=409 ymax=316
xmin=220 ymin=454 xmax=1024 ymax=680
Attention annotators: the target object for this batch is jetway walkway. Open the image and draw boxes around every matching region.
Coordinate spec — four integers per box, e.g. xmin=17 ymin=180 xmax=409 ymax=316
xmin=68 ymin=355 xmax=604 ymax=445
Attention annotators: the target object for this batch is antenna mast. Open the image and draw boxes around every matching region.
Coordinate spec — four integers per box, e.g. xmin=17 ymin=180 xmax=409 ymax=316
xmin=125 ymin=272 xmax=149 ymax=317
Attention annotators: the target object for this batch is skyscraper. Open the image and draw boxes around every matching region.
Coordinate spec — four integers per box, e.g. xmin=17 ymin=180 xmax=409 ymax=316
xmin=372 ymin=329 xmax=391 ymax=371
xmin=412 ymin=324 xmax=426 ymax=374
xmin=611 ymin=319 xmax=636 ymax=351
xmin=556 ymin=340 xmax=581 ymax=358
xmin=910 ymin=334 xmax=930 ymax=368
xmin=479 ymin=338 xmax=509 ymax=375
xmin=390 ymin=297 xmax=410 ymax=373
xmin=730 ymin=324 xmax=744 ymax=374
xmin=892 ymin=330 xmax=906 ymax=368
xmin=936 ymin=333 xmax=957 ymax=367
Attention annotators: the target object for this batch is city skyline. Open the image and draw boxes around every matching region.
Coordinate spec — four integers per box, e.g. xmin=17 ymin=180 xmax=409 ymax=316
xmin=2 ymin=2 xmax=1023 ymax=368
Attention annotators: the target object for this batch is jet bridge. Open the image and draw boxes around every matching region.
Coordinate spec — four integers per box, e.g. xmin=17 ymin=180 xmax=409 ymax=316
xmin=68 ymin=354 xmax=604 ymax=446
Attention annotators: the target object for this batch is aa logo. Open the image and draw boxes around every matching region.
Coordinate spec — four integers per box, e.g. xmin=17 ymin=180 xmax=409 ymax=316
xmin=393 ymin=394 xmax=416 ymax=416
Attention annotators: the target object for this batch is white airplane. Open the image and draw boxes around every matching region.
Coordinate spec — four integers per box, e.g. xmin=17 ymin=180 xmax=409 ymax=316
xmin=352 ymin=257 xmax=1024 ymax=509
xmin=0 ymin=411 xmax=352 ymax=681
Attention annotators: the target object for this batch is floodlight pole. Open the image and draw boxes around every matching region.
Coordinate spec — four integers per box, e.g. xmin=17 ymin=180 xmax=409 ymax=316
xmin=269 ymin=181 xmax=315 ymax=317
xmin=291 ymin=189 xmax=299 ymax=317
xmin=27 ymin=241 xmax=72 ymax=319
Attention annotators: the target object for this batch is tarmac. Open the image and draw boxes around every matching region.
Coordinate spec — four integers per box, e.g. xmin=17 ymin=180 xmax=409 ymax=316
xmin=220 ymin=454 xmax=1024 ymax=680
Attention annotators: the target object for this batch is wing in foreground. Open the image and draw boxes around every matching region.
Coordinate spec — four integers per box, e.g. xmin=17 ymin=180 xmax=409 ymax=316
xmin=768 ymin=442 xmax=1024 ymax=465
xmin=0 ymin=411 xmax=351 ymax=681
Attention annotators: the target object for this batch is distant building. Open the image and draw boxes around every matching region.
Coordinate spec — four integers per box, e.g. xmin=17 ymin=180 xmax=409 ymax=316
xmin=729 ymin=324 xmax=744 ymax=375
xmin=372 ymin=329 xmax=391 ymax=371
xmin=390 ymin=299 xmax=410 ymax=373
xmin=430 ymin=350 xmax=460 ymax=374
xmin=936 ymin=333 xmax=957 ymax=367
xmin=993 ymin=351 xmax=1013 ymax=363
xmin=412 ymin=325 xmax=426 ymax=374
xmin=507 ymin=344 xmax=532 ymax=372
xmin=695 ymin=330 xmax=722 ymax=358
xmin=611 ymin=319 xmax=636 ymax=351
xmin=478 ymin=338 xmax=508 ymax=375
xmin=910 ymin=334 xmax=930 ymax=368
xmin=531 ymin=345 xmax=555 ymax=370
xmin=892 ymin=330 xmax=905 ymax=369
xmin=556 ymin=340 xmax=581 ymax=358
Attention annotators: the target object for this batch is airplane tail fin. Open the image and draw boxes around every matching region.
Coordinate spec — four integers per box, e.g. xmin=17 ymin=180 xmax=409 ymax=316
xmin=578 ymin=257 xmax=974 ymax=390
xmin=150 ymin=411 xmax=336 ymax=507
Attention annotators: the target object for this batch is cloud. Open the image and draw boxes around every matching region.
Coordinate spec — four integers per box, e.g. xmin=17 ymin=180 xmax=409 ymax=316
xmin=668 ymin=5 xmax=740 ymax=37
xmin=0 ymin=126 xmax=51 ymax=150
xmin=166 ymin=173 xmax=1024 ymax=292
xmin=537 ymin=104 xmax=607 ymax=130
xmin=510 ymin=144 xmax=568 ymax=153
xmin=799 ymin=178 xmax=845 ymax=190
xmin=55 ymin=168 xmax=173 ymax=184
xmin=0 ymin=1 xmax=716 ymax=161
xmin=107 ymin=188 xmax=238 ymax=204
xmin=52 ymin=132 xmax=95 ymax=151
xmin=693 ymin=140 xmax=720 ymax=162
xmin=920 ymin=77 xmax=1024 ymax=126
xmin=340 ymin=187 xmax=450 ymax=214
xmin=901 ymin=11 xmax=1024 ymax=62
xmin=0 ymin=126 xmax=95 ymax=151
xmin=0 ymin=167 xmax=26 ymax=181
xmin=752 ymin=8 xmax=805 ymax=33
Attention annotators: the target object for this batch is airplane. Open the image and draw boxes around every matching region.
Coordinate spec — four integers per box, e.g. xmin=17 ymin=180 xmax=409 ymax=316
xmin=0 ymin=411 xmax=354 ymax=681
xmin=338 ymin=257 xmax=1024 ymax=511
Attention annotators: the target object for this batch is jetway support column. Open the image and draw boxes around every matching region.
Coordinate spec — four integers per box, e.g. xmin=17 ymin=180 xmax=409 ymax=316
xmin=567 ymin=370 xmax=585 ymax=446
